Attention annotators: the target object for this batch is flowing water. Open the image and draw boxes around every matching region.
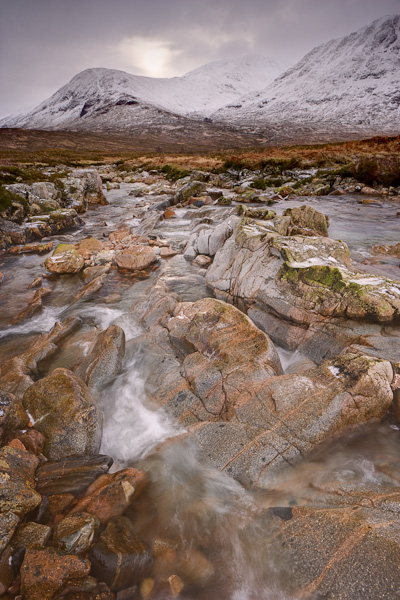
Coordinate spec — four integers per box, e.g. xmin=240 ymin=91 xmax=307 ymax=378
xmin=1 ymin=184 xmax=399 ymax=599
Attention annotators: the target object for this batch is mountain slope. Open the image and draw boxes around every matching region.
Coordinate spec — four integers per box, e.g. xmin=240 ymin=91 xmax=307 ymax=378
xmin=212 ymin=15 xmax=400 ymax=143
xmin=0 ymin=56 xmax=287 ymax=131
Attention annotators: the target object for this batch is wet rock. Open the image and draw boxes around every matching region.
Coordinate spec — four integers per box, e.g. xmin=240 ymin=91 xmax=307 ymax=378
xmin=81 ymin=264 xmax=110 ymax=284
xmin=188 ymin=353 xmax=393 ymax=487
xmin=0 ymin=391 xmax=29 ymax=443
xmin=94 ymin=249 xmax=116 ymax=265
xmin=261 ymin=506 xmax=400 ymax=600
xmin=54 ymin=512 xmax=99 ymax=554
xmin=163 ymin=208 xmax=176 ymax=219
xmin=76 ymin=237 xmax=104 ymax=260
xmin=27 ymin=276 xmax=43 ymax=289
xmin=74 ymin=273 xmax=107 ymax=302
xmin=193 ymin=254 xmax=212 ymax=267
xmin=36 ymin=454 xmax=113 ymax=496
xmin=89 ymin=516 xmax=152 ymax=591
xmin=74 ymin=325 xmax=125 ymax=394
xmin=0 ymin=513 xmax=20 ymax=553
xmin=160 ymin=246 xmax=178 ymax=258
xmin=11 ymin=429 xmax=45 ymax=455
xmin=9 ymin=241 xmax=53 ymax=255
xmin=11 ymin=286 xmax=51 ymax=324
xmin=11 ymin=522 xmax=51 ymax=550
xmin=0 ymin=315 xmax=82 ymax=399
xmin=109 ymin=226 xmax=131 ymax=243
xmin=115 ymin=246 xmax=157 ymax=271
xmin=22 ymin=368 xmax=102 ymax=460
xmin=283 ymin=204 xmax=329 ymax=236
xmin=65 ymin=169 xmax=108 ymax=206
xmin=68 ymin=468 xmax=147 ymax=524
xmin=0 ymin=446 xmax=41 ymax=516
xmin=20 ymin=547 xmax=91 ymax=600
xmin=44 ymin=243 xmax=85 ymax=274
xmin=372 ymin=242 xmax=400 ymax=258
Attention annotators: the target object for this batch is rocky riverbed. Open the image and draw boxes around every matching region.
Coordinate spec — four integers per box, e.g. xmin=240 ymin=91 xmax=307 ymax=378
xmin=0 ymin=163 xmax=399 ymax=600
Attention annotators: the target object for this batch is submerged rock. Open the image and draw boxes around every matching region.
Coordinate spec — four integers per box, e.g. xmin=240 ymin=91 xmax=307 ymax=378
xmin=89 ymin=516 xmax=152 ymax=591
xmin=22 ymin=368 xmax=102 ymax=460
xmin=11 ymin=286 xmax=51 ymax=324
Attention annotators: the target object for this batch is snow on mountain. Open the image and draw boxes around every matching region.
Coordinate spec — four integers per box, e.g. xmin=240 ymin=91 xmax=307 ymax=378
xmin=0 ymin=55 xmax=288 ymax=131
xmin=212 ymin=15 xmax=400 ymax=142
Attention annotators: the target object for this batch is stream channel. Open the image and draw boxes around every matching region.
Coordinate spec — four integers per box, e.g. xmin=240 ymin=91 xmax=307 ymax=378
xmin=1 ymin=184 xmax=400 ymax=599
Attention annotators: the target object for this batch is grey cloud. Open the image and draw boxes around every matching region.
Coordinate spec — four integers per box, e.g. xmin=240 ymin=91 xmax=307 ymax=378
xmin=1 ymin=0 xmax=400 ymax=116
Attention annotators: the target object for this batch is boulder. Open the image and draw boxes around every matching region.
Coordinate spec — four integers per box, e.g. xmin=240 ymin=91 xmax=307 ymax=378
xmin=76 ymin=237 xmax=104 ymax=259
xmin=22 ymin=368 xmax=102 ymax=460
xmin=89 ymin=516 xmax=152 ymax=591
xmin=44 ymin=243 xmax=85 ymax=274
xmin=20 ymin=547 xmax=91 ymax=600
xmin=0 ymin=446 xmax=41 ymax=517
xmin=187 ymin=353 xmax=393 ymax=487
xmin=115 ymin=245 xmax=157 ymax=271
xmin=74 ymin=325 xmax=125 ymax=393
xmin=184 ymin=216 xmax=239 ymax=259
xmin=173 ymin=181 xmax=207 ymax=205
xmin=206 ymin=216 xmax=400 ymax=362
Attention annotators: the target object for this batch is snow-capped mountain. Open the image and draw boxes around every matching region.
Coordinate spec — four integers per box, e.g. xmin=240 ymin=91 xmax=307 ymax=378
xmin=0 ymin=56 xmax=287 ymax=131
xmin=212 ymin=15 xmax=400 ymax=142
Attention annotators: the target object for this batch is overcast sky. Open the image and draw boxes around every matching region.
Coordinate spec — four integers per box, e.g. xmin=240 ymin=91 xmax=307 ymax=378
xmin=1 ymin=0 xmax=399 ymax=117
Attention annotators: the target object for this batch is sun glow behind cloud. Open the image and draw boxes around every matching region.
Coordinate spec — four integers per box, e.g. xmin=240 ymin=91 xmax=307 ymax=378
xmin=116 ymin=36 xmax=181 ymax=77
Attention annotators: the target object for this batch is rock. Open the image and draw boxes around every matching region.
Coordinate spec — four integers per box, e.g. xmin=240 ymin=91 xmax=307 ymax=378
xmin=206 ymin=216 xmax=400 ymax=362
xmin=283 ymin=205 xmax=329 ymax=236
xmin=0 ymin=391 xmax=29 ymax=444
xmin=184 ymin=216 xmax=239 ymax=259
xmin=20 ymin=547 xmax=91 ymax=600
xmin=0 ymin=546 xmax=14 ymax=596
xmin=0 ymin=315 xmax=81 ymax=399
xmin=11 ymin=522 xmax=51 ymax=550
xmin=259 ymin=506 xmax=400 ymax=600
xmin=89 ymin=516 xmax=152 ymax=591
xmin=108 ymin=226 xmax=131 ymax=243
xmin=0 ymin=446 xmax=41 ymax=516
xmin=9 ymin=241 xmax=53 ymax=254
xmin=160 ymin=246 xmax=178 ymax=258
xmin=193 ymin=255 xmax=212 ymax=267
xmin=187 ymin=353 xmax=393 ymax=487
xmin=54 ymin=512 xmax=100 ymax=554
xmin=22 ymin=368 xmax=102 ymax=460
xmin=11 ymin=286 xmax=51 ymax=324
xmin=115 ymin=246 xmax=157 ymax=271
xmin=0 ymin=271 xmax=3 ymax=284
xmin=76 ymin=237 xmax=104 ymax=260
xmin=36 ymin=455 xmax=113 ymax=496
xmin=68 ymin=468 xmax=147 ymax=524
xmin=163 ymin=208 xmax=176 ymax=219
xmin=66 ymin=169 xmax=108 ymax=206
xmin=372 ymin=242 xmax=400 ymax=258
xmin=173 ymin=181 xmax=207 ymax=205
xmin=81 ymin=264 xmax=110 ymax=283
xmin=11 ymin=429 xmax=45 ymax=455
xmin=27 ymin=277 xmax=43 ymax=289
xmin=94 ymin=249 xmax=116 ymax=265
xmin=44 ymin=243 xmax=85 ymax=274
xmin=74 ymin=274 xmax=107 ymax=302
xmin=167 ymin=574 xmax=184 ymax=597
xmin=0 ymin=513 xmax=20 ymax=553
xmin=74 ymin=325 xmax=125 ymax=394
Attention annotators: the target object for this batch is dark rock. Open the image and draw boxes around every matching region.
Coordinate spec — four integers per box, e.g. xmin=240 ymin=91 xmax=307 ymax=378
xmin=53 ymin=512 xmax=100 ymax=554
xmin=89 ymin=516 xmax=152 ymax=591
xmin=11 ymin=522 xmax=51 ymax=550
xmin=0 ymin=391 xmax=29 ymax=444
xmin=36 ymin=454 xmax=113 ymax=496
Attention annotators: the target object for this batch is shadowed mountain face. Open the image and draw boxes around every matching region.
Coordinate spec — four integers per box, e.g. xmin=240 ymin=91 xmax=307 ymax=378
xmin=1 ymin=16 xmax=400 ymax=144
